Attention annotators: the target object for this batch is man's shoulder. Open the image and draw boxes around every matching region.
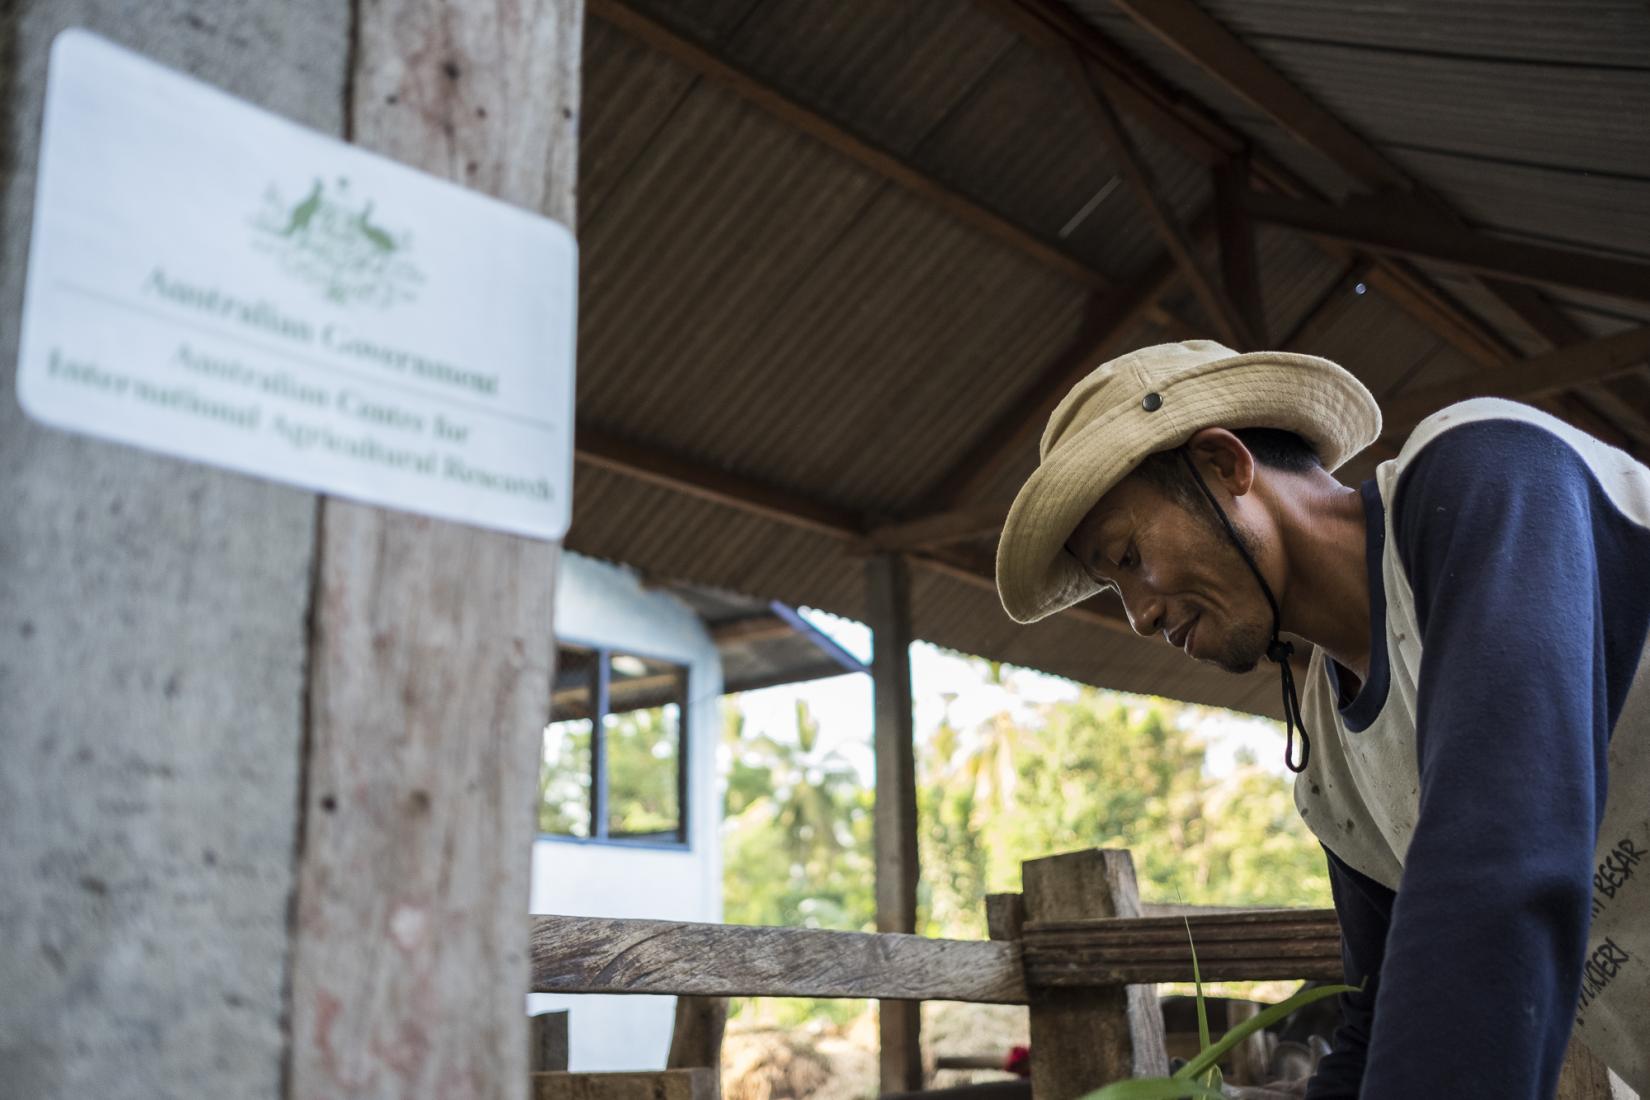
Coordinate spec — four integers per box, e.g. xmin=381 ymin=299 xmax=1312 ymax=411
xmin=1394 ymin=397 xmax=1575 ymax=472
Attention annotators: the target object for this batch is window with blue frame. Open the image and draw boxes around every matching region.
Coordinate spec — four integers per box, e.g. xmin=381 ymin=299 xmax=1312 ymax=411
xmin=539 ymin=643 xmax=688 ymax=847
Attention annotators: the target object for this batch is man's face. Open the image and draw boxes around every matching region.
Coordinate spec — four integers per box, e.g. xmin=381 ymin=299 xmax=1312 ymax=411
xmin=1065 ymin=471 xmax=1274 ymax=674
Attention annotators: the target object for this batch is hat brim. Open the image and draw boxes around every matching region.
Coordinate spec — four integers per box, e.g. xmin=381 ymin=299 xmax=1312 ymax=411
xmin=995 ymin=350 xmax=1381 ymax=624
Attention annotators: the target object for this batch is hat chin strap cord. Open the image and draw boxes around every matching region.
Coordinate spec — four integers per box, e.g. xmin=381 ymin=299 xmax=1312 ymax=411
xmin=1176 ymin=449 xmax=1311 ymax=774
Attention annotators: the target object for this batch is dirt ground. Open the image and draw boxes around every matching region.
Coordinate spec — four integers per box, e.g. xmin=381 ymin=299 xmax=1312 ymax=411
xmin=723 ymin=1003 xmax=1029 ymax=1100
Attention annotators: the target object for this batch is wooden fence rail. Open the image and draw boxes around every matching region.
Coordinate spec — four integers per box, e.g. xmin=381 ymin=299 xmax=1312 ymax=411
xmin=1024 ymin=908 xmax=1344 ymax=985
xmin=528 ymin=915 xmax=1028 ymax=1003
xmin=528 ymin=907 xmax=1345 ymax=1005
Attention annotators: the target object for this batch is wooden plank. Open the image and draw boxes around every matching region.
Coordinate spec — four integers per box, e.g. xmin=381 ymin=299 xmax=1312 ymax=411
xmin=667 ymin=997 xmax=727 ymax=1100
xmin=531 ymin=1012 xmax=571 ymax=1073
xmin=867 ymin=553 xmax=923 ymax=1094
xmin=1554 ymin=1035 xmax=1616 ymax=1100
xmin=1213 ymin=158 xmax=1267 ymax=346
xmin=1111 ymin=0 xmax=1405 ymax=190
xmin=531 ymin=1070 xmax=716 ymax=1100
xmin=1023 ymin=850 xmax=1169 ymax=1098
xmin=0 ymin=5 xmax=347 ymax=1097
xmin=1069 ymin=56 xmax=1254 ymax=348
xmin=986 ymin=893 xmax=1027 ymax=941
xmin=1244 ymin=192 xmax=1650 ymax=305
xmin=709 ymin=614 xmax=796 ymax=645
xmin=576 ymin=425 xmax=863 ymax=541
xmin=528 ymin=915 xmax=1028 ymax=1003
xmin=1024 ymin=909 xmax=1344 ymax=985
xmin=1381 ymin=327 xmax=1650 ymax=437
xmin=863 ymin=503 xmax=1009 ymax=554
xmin=283 ymin=4 xmax=581 ymax=1100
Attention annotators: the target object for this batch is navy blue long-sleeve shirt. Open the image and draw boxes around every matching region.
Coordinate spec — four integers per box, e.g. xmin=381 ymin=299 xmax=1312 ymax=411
xmin=1302 ymin=413 xmax=1650 ymax=1096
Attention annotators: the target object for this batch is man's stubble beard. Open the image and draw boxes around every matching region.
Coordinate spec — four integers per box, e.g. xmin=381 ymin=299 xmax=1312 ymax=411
xmin=1195 ymin=505 xmax=1274 ymax=676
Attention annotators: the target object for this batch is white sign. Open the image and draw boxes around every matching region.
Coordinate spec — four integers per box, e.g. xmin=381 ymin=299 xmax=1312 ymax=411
xmin=18 ymin=30 xmax=578 ymax=540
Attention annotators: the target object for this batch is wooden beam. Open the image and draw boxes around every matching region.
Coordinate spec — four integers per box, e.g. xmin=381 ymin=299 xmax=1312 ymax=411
xmin=1281 ymin=259 xmax=1371 ymax=349
xmin=667 ymin=997 xmax=727 ymax=1100
xmin=1111 ymin=0 xmax=1405 ymax=191
xmin=590 ymin=0 xmax=1191 ymax=324
xmin=1068 ymin=54 xmax=1256 ymax=347
xmin=1049 ymin=0 xmax=1650 ymax=445
xmin=867 ymin=553 xmax=923 ymax=1094
xmin=1023 ymin=850 xmax=1169 ymax=1097
xmin=986 ymin=893 xmax=1028 ymax=942
xmin=1381 ymin=327 xmax=1650 ymax=438
xmin=532 ymin=1071 xmax=717 ymax=1100
xmin=709 ymin=614 xmax=796 ymax=646
xmin=1023 ymin=908 xmax=1344 ymax=985
xmin=285 ymin=4 xmax=581 ymax=1099
xmin=1213 ymin=157 xmax=1267 ymax=346
xmin=1245 ymin=192 xmax=1650 ymax=305
xmin=528 ymin=915 xmax=1028 ymax=1003
xmin=576 ymin=424 xmax=864 ymax=541
xmin=979 ymin=0 xmax=1240 ymax=164
xmin=531 ymin=1012 xmax=572 ymax=1073
xmin=864 ymin=503 xmax=1008 ymax=553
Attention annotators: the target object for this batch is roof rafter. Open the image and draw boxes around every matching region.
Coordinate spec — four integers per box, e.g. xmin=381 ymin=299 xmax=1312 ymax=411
xmin=1381 ymin=327 xmax=1650 ymax=440
xmin=1107 ymin=0 xmax=1650 ymax=446
xmin=1065 ymin=50 xmax=1258 ymax=347
xmin=575 ymin=425 xmax=864 ymax=542
xmin=1244 ymin=192 xmax=1650 ymax=305
xmin=587 ymin=0 xmax=1192 ymax=324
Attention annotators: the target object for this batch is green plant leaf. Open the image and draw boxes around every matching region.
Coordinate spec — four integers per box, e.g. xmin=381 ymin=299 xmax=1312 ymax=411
xmin=1172 ymin=981 xmax=1361 ymax=1082
xmin=1077 ymin=1078 xmax=1226 ymax=1100
xmin=1184 ymin=917 xmax=1220 ymax=1089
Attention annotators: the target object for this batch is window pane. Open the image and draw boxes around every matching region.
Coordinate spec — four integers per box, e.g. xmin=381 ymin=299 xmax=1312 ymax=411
xmin=605 ymin=652 xmax=684 ymax=842
xmin=540 ymin=645 xmax=597 ymax=837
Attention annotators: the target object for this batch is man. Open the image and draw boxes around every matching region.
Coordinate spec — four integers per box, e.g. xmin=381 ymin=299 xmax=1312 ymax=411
xmin=995 ymin=340 xmax=1648 ymax=1097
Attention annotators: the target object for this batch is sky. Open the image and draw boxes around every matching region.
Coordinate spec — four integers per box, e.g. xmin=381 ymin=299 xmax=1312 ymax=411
xmin=729 ymin=607 xmax=1291 ymax=784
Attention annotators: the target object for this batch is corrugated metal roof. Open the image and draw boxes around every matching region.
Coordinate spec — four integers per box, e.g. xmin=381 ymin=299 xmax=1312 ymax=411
xmin=566 ymin=0 xmax=1650 ymax=719
xmin=1191 ymin=0 xmax=1650 ymax=68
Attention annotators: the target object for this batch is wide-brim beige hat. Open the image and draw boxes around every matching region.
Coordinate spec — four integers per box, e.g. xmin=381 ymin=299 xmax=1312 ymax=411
xmin=996 ymin=339 xmax=1381 ymax=624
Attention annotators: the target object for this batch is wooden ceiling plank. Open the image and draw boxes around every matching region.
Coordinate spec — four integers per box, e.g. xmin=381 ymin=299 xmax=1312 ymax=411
xmin=1244 ymin=192 xmax=1650 ymax=305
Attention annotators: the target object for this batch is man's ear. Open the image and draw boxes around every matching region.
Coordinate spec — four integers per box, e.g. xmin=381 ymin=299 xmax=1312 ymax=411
xmin=1186 ymin=427 xmax=1255 ymax=498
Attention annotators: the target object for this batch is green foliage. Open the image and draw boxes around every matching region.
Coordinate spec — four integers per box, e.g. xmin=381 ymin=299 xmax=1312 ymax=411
xmin=722 ymin=652 xmax=1334 ymax=1026
xmin=605 ymin=705 xmax=680 ymax=837
xmin=722 ymin=700 xmax=875 ymax=933
xmin=539 ymin=720 xmax=592 ymax=836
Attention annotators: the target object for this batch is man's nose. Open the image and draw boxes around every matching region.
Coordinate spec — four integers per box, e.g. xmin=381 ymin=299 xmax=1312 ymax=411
xmin=1119 ymin=588 xmax=1165 ymax=638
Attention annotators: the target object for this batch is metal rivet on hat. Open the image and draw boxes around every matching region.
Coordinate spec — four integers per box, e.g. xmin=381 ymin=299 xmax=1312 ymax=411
xmin=1141 ymin=392 xmax=1163 ymax=412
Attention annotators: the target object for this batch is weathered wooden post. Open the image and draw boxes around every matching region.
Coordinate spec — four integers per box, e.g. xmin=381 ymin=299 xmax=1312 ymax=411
xmin=667 ymin=996 xmax=728 ymax=1099
xmin=867 ymin=552 xmax=923 ymax=1093
xmin=1022 ymin=849 xmax=1169 ymax=1097
xmin=0 ymin=2 xmax=583 ymax=1097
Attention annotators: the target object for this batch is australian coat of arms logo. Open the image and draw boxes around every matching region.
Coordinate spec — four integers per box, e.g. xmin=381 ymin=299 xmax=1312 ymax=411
xmin=252 ymin=176 xmax=423 ymax=307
